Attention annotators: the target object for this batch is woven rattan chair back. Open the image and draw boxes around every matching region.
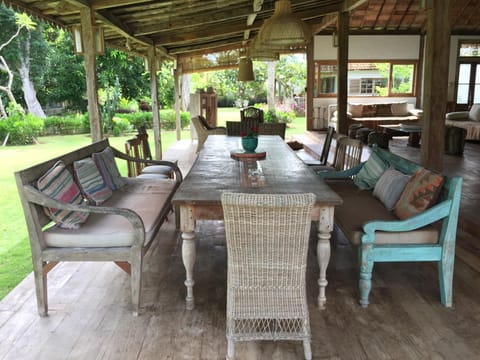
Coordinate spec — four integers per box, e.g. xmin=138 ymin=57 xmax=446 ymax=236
xmin=221 ymin=192 xmax=315 ymax=360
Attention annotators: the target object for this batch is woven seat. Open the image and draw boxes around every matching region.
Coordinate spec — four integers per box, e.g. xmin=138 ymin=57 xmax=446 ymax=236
xmin=222 ymin=192 xmax=315 ymax=360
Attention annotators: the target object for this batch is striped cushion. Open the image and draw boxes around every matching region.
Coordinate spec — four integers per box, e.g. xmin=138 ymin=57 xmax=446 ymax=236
xmin=353 ymin=151 xmax=389 ymax=190
xmin=74 ymin=158 xmax=112 ymax=205
xmin=37 ymin=160 xmax=89 ymax=229
xmin=92 ymin=147 xmax=126 ymax=190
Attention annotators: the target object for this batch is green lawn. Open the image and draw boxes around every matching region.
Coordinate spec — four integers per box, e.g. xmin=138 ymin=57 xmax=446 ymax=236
xmin=0 ymin=108 xmax=306 ymax=300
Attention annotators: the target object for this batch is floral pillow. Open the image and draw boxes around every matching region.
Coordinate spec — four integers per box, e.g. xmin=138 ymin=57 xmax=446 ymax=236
xmin=92 ymin=147 xmax=126 ymax=190
xmin=74 ymin=158 xmax=113 ymax=205
xmin=353 ymin=151 xmax=389 ymax=190
xmin=394 ymin=167 xmax=444 ymax=219
xmin=36 ymin=160 xmax=89 ymax=229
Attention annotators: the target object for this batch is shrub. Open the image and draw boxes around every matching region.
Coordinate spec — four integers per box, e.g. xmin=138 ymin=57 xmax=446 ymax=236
xmin=43 ymin=114 xmax=89 ymax=135
xmin=274 ymin=104 xmax=295 ymax=124
xmin=264 ymin=109 xmax=278 ymax=123
xmin=111 ymin=116 xmax=133 ymax=136
xmin=116 ymin=112 xmax=153 ymax=129
xmin=0 ymin=113 xmax=44 ymax=145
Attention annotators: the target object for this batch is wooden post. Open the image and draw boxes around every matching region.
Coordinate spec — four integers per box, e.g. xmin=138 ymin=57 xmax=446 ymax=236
xmin=80 ymin=8 xmax=102 ymax=142
xmin=337 ymin=11 xmax=349 ymax=136
xmin=148 ymin=47 xmax=163 ymax=159
xmin=421 ymin=1 xmax=451 ymax=171
xmin=306 ymin=35 xmax=314 ymax=130
xmin=174 ymin=63 xmax=182 ymax=140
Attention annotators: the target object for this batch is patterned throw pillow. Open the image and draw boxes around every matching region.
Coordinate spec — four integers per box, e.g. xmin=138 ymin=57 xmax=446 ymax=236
xmin=394 ymin=167 xmax=444 ymax=220
xmin=376 ymin=103 xmax=393 ymax=117
xmin=373 ymin=167 xmax=411 ymax=210
xmin=353 ymin=151 xmax=389 ymax=190
xmin=37 ymin=160 xmax=89 ymax=229
xmin=74 ymin=158 xmax=113 ymax=205
xmin=361 ymin=104 xmax=377 ymax=117
xmin=92 ymin=147 xmax=126 ymax=190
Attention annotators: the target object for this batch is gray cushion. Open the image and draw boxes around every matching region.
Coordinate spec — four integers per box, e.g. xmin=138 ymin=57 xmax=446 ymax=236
xmin=469 ymin=104 xmax=480 ymax=121
xmin=373 ymin=167 xmax=410 ymax=210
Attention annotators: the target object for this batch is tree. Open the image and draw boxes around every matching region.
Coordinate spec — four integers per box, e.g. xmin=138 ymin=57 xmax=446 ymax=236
xmin=0 ymin=7 xmax=47 ymax=118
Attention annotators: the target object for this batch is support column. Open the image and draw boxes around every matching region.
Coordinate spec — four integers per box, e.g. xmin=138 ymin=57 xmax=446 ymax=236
xmin=80 ymin=8 xmax=102 ymax=142
xmin=421 ymin=1 xmax=451 ymax=171
xmin=306 ymin=35 xmax=314 ymax=130
xmin=337 ymin=11 xmax=349 ymax=136
xmin=174 ymin=63 xmax=182 ymax=140
xmin=148 ymin=47 xmax=163 ymax=159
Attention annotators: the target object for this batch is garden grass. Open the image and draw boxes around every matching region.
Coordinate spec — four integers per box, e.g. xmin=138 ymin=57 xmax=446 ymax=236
xmin=0 ymin=108 xmax=306 ymax=300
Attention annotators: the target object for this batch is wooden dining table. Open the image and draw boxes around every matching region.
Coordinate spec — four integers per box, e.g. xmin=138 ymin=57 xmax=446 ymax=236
xmin=172 ymin=135 xmax=343 ymax=311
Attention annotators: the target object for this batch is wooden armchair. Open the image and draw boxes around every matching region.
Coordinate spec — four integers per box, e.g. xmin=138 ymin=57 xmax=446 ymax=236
xmin=222 ymin=192 xmax=315 ymax=360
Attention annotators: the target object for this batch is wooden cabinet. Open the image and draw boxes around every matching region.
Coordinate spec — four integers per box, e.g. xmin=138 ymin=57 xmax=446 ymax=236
xmin=190 ymin=91 xmax=217 ymax=128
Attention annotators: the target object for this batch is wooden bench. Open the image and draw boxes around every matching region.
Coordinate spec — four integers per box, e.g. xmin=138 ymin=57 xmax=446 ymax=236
xmin=15 ymin=139 xmax=182 ymax=316
xmin=321 ymin=145 xmax=462 ymax=307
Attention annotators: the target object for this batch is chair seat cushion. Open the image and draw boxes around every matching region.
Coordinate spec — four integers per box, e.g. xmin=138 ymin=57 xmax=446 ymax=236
xmin=44 ymin=178 xmax=176 ymax=247
xmin=141 ymin=164 xmax=172 ymax=175
xmin=328 ymin=180 xmax=438 ymax=245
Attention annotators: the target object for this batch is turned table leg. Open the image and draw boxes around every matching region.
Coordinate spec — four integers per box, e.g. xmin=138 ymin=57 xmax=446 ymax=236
xmin=180 ymin=205 xmax=196 ymax=310
xmin=316 ymin=206 xmax=335 ymax=310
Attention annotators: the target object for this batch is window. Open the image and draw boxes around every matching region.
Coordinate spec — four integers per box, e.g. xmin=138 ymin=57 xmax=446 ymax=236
xmin=314 ymin=60 xmax=417 ymax=97
xmin=459 ymin=41 xmax=480 ymax=57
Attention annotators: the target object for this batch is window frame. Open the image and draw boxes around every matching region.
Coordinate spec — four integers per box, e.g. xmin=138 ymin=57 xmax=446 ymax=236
xmin=313 ymin=60 xmax=418 ymax=98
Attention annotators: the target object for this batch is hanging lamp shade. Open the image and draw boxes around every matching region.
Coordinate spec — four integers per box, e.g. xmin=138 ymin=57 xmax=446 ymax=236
xmin=238 ymin=57 xmax=255 ymax=81
xmin=259 ymin=0 xmax=311 ymax=50
xmin=249 ymin=36 xmax=280 ymax=62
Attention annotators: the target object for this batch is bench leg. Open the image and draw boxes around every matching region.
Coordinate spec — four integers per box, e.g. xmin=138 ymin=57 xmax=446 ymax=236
xmin=439 ymin=257 xmax=454 ymax=307
xmin=359 ymin=244 xmax=375 ymax=308
xmin=33 ymin=259 xmax=48 ymax=316
xmin=130 ymin=255 xmax=143 ymax=316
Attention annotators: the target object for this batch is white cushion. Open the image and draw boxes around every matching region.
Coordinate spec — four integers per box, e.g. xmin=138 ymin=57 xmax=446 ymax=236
xmin=446 ymin=111 xmax=469 ymax=121
xmin=391 ymin=102 xmax=409 ymax=116
xmin=43 ymin=178 xmax=176 ymax=247
xmin=469 ymin=104 xmax=480 ymax=121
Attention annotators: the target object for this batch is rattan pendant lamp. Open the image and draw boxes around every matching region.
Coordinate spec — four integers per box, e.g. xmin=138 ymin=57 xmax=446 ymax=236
xmin=237 ymin=57 xmax=255 ymax=81
xmin=259 ymin=0 xmax=311 ymax=50
xmin=249 ymin=36 xmax=280 ymax=62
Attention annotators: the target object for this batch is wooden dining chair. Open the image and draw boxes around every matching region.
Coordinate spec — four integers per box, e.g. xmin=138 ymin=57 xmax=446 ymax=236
xmin=319 ymin=126 xmax=335 ymax=165
xmin=221 ymin=192 xmax=315 ymax=360
xmin=135 ymin=129 xmax=173 ymax=177
xmin=240 ymin=106 xmax=264 ymax=123
xmin=124 ymin=137 xmax=169 ymax=178
xmin=312 ymin=136 xmax=363 ymax=175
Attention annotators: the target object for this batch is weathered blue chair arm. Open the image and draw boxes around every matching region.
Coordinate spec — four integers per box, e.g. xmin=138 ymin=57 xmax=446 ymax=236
xmin=317 ymin=162 xmax=364 ymax=179
xmin=361 ymin=200 xmax=452 ymax=243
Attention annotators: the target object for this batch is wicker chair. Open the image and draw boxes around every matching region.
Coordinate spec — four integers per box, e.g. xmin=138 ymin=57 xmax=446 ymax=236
xmin=191 ymin=116 xmax=226 ymax=152
xmin=258 ymin=122 xmax=287 ymax=139
xmin=221 ymin=192 xmax=315 ymax=360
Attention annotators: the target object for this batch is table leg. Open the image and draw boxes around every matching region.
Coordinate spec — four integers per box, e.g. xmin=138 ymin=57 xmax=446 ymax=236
xmin=316 ymin=206 xmax=335 ymax=309
xmin=408 ymin=132 xmax=421 ymax=147
xmin=180 ymin=205 xmax=196 ymax=310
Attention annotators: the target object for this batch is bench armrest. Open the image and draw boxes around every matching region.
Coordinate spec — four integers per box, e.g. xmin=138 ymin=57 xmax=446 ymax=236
xmin=22 ymin=185 xmax=146 ymax=247
xmin=317 ymin=162 xmax=364 ymax=179
xmin=361 ymin=200 xmax=452 ymax=244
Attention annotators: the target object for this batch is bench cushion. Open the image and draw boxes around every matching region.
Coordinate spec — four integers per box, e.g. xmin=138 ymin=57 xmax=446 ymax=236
xmin=37 ymin=161 xmax=89 ymax=229
xmin=44 ymin=178 xmax=176 ymax=247
xmin=328 ymin=180 xmax=438 ymax=245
